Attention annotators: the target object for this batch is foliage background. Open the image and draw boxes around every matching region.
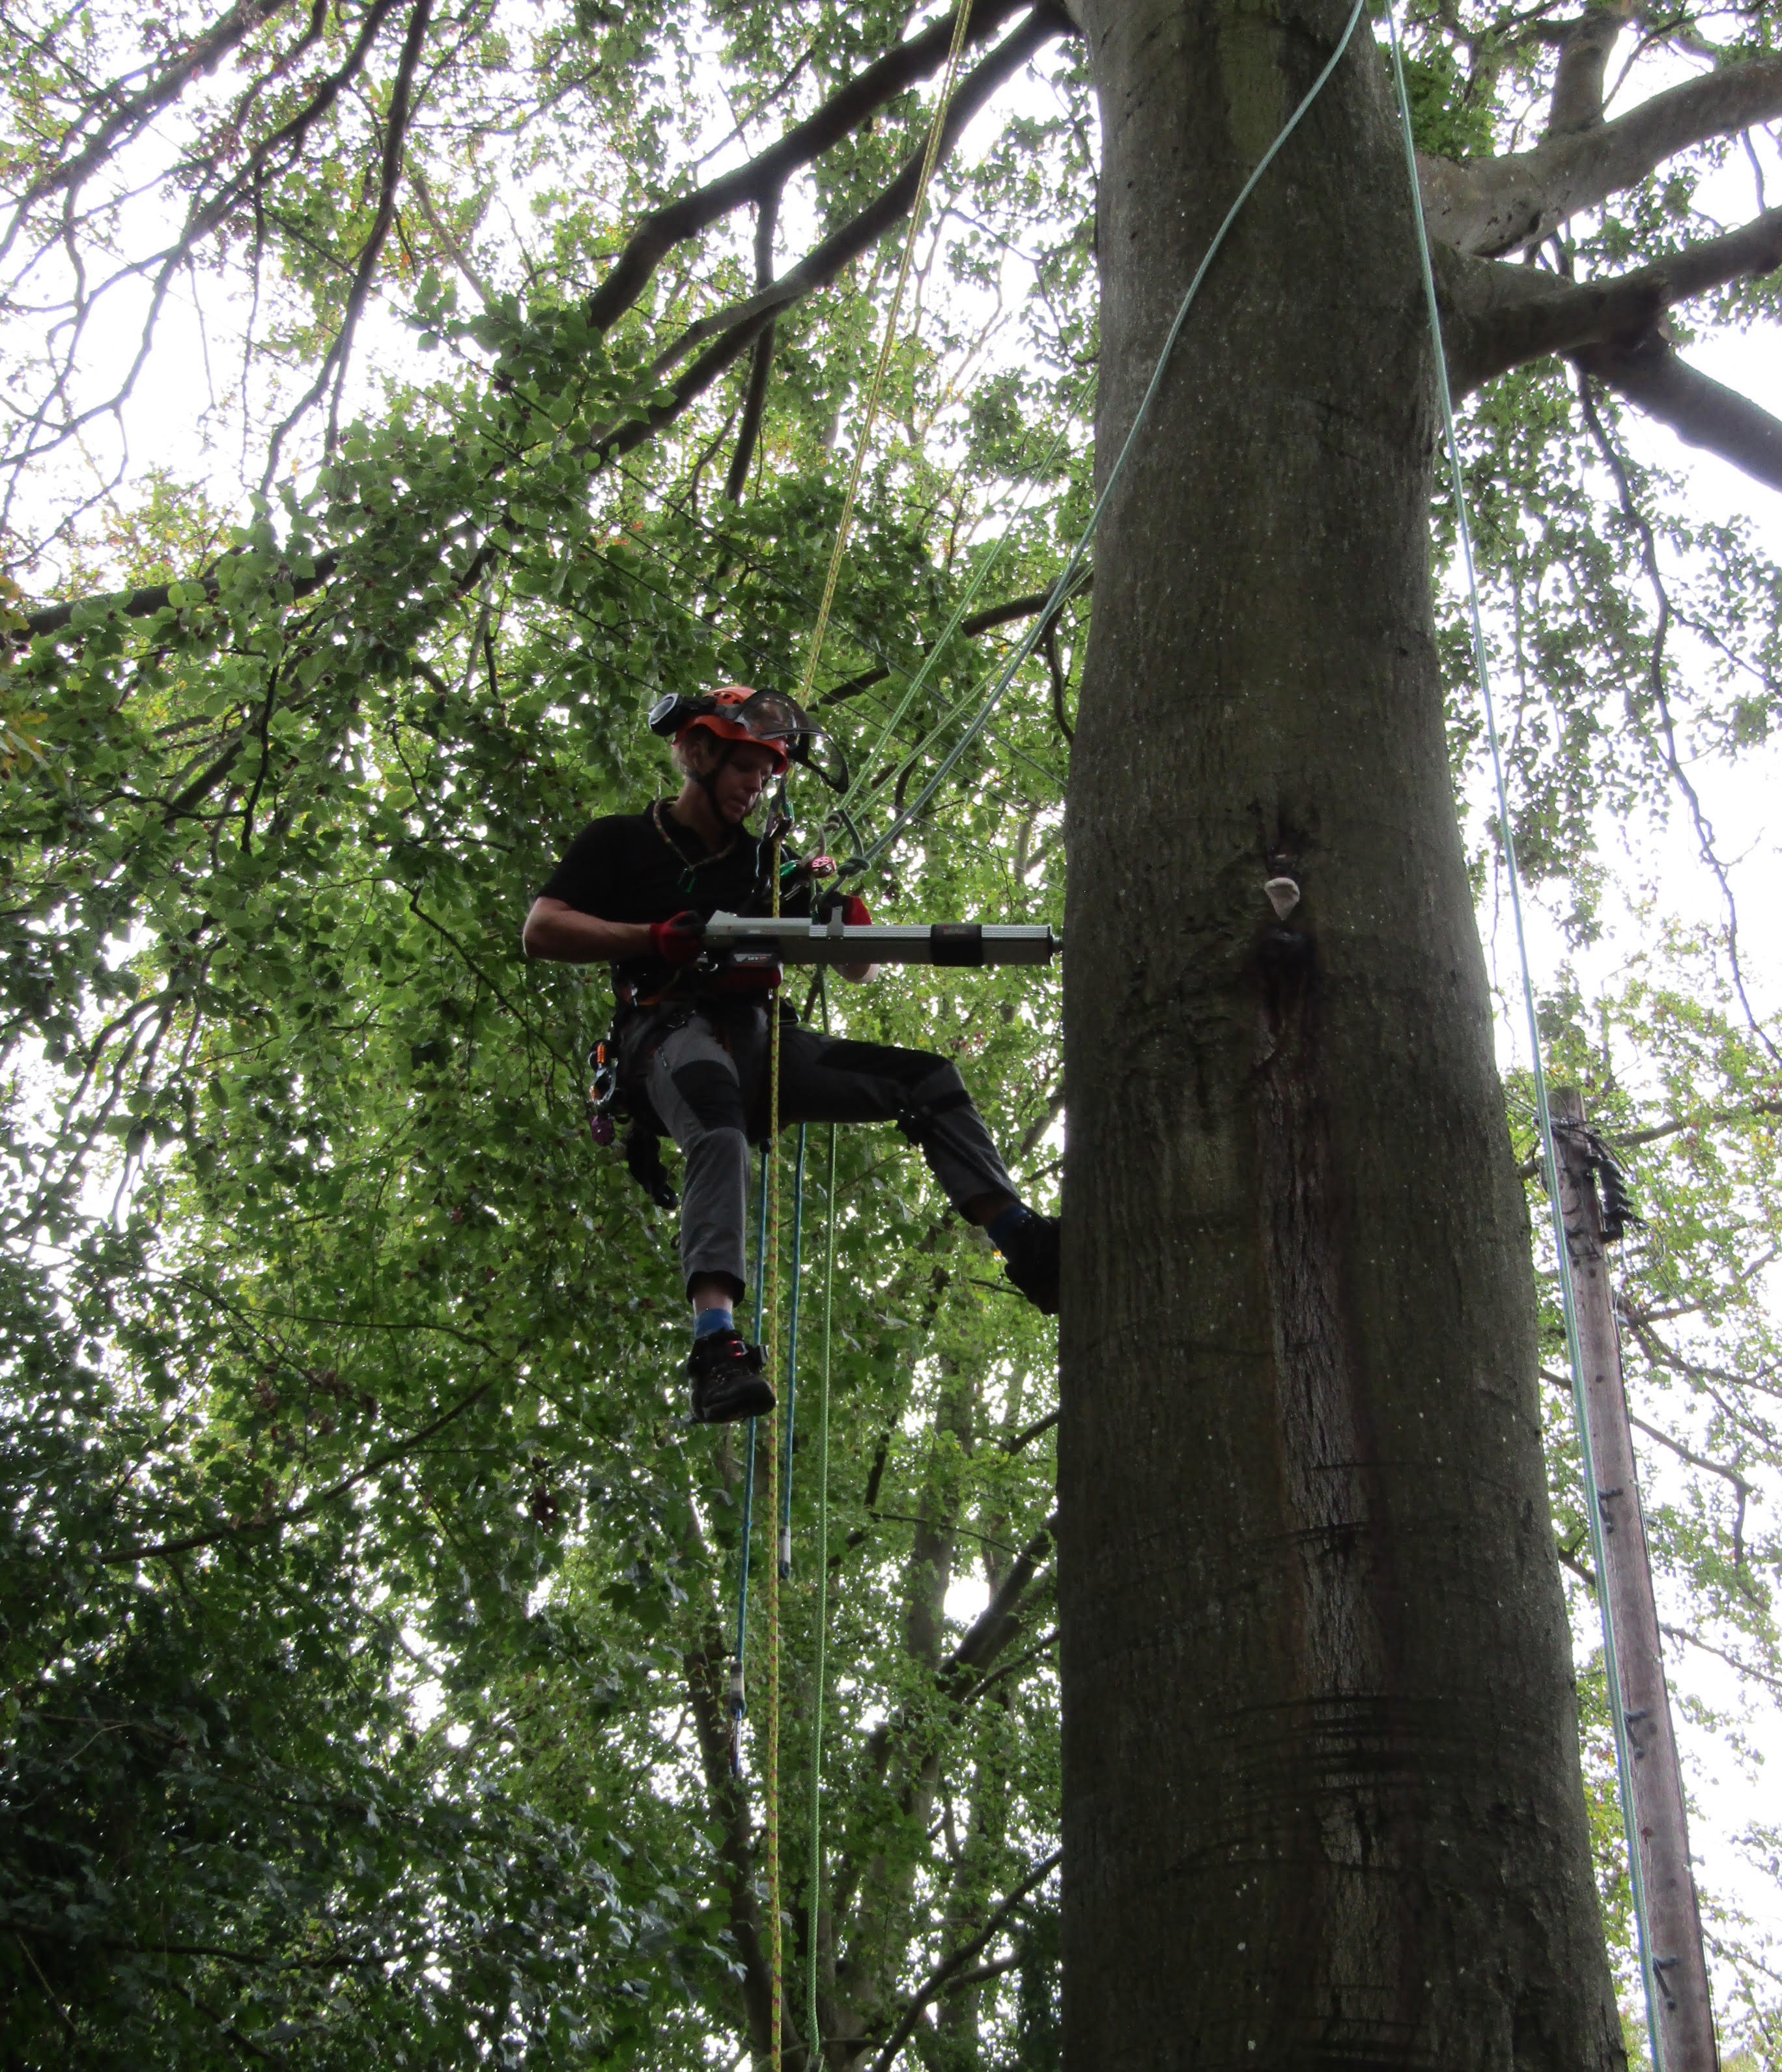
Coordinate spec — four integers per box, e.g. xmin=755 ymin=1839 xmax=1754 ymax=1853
xmin=0 ymin=0 xmax=1778 ymax=2063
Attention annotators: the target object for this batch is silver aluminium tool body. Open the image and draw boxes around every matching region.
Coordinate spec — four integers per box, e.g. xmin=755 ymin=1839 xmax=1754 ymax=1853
xmin=700 ymin=911 xmax=1058 ymax=968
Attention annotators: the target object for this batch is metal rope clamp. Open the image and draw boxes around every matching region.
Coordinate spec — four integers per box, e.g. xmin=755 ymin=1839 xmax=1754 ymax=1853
xmin=586 ymin=1038 xmax=621 ymax=1147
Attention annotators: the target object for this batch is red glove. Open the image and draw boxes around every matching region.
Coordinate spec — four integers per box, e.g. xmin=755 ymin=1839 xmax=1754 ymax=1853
xmin=841 ymin=893 xmax=871 ymax=927
xmin=649 ymin=910 xmax=705 ymax=964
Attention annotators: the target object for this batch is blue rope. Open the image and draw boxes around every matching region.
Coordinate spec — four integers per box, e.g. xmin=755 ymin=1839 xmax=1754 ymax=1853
xmin=857 ymin=0 xmax=1370 ymax=873
xmin=1384 ymin=14 xmax=1665 ymax=2067
xmin=732 ymin=1141 xmax=774 ymax=1759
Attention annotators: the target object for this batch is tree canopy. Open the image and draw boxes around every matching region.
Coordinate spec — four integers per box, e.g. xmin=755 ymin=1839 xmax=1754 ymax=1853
xmin=1 ymin=0 xmax=1779 ymax=2064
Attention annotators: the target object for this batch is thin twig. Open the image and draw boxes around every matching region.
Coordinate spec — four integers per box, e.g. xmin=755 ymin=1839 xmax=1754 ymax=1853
xmin=1576 ymin=369 xmax=1782 ymax=1069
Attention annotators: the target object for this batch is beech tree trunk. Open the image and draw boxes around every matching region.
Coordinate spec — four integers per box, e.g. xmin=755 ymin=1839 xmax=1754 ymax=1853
xmin=1058 ymin=1 xmax=1626 ymax=2065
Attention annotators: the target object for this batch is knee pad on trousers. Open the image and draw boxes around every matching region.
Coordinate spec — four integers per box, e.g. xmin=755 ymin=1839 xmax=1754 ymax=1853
xmin=897 ymin=1065 xmax=975 ymax=1147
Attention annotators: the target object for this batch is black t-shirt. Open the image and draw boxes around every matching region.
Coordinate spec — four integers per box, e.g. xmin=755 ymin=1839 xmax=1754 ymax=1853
xmin=539 ymin=800 xmax=811 ymax=998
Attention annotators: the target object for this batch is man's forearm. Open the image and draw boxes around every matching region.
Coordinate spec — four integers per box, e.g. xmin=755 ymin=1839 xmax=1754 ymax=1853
xmin=522 ymin=897 xmax=651 ymax=963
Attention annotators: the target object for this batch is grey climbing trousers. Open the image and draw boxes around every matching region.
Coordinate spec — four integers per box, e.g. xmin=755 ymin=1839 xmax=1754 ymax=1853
xmin=622 ymin=1000 xmax=1018 ymax=1298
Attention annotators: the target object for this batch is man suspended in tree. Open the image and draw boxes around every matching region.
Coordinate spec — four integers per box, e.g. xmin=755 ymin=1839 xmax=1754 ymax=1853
xmin=523 ymin=685 xmax=1059 ymax=1423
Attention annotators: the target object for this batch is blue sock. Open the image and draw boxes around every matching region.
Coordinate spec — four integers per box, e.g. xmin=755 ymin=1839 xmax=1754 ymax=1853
xmin=694 ymin=1305 xmax=735 ymax=1341
xmin=985 ymin=1203 xmax=1031 ymax=1255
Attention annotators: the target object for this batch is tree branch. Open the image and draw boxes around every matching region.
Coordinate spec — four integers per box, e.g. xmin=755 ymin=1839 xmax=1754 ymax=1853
xmin=1660 ymin=1620 xmax=1782 ymax=1700
xmin=1626 ymin=1411 xmax=1755 ymax=1498
xmin=1544 ymin=10 xmax=1627 ymax=139
xmin=724 ymin=189 xmax=779 ymax=504
xmin=589 ymin=8 xmax=1064 ymax=467
xmin=937 ymin=1511 xmax=1055 ymax=1697
xmin=95 ymin=1374 xmax=494 ymax=1563
xmin=818 ymin=584 xmax=1081 ymax=707
xmin=1514 ymin=1096 xmax=1782 ymax=1179
xmin=1574 ymin=333 xmax=1782 ymax=492
xmin=1439 ymin=206 xmax=1782 ymax=393
xmin=0 ymin=0 xmax=300 ymax=253
xmin=262 ymin=0 xmax=436 ymax=481
xmin=1421 ymin=49 xmax=1782 ymax=256
xmin=867 ymin=1848 xmax=1062 ymax=2072
xmin=1002 ymin=1405 xmax=1059 ymax=1455
xmin=20 ymin=554 xmax=339 ymax=641
xmin=583 ymin=0 xmax=1032 ymax=334
xmin=681 ymin=1597 xmax=782 ymax=2063
xmin=1574 ymin=370 xmax=1782 ymax=1068
xmin=1041 ymin=617 xmax=1073 ymax=745
xmin=1619 ymin=1097 xmax=1782 ymax=1149
xmin=1537 ymin=1367 xmax=1756 ymax=1495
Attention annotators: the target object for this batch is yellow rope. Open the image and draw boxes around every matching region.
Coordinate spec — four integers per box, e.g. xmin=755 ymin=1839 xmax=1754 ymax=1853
xmin=768 ymin=20 xmax=974 ymax=2054
xmin=765 ymin=830 xmax=784 ymax=2072
xmin=795 ymin=0 xmax=976 ymax=708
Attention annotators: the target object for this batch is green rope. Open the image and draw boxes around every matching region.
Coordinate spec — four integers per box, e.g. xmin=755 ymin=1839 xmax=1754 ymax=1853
xmin=781 ymin=1126 xmax=808 ymax=1579
xmin=849 ymin=555 xmax=1088 ymax=852
xmin=806 ymin=1113 xmax=838 ymax=2058
xmin=796 ymin=0 xmax=977 ymax=718
xmin=732 ymin=1143 xmax=773 ymax=1758
xmin=833 ymin=408 xmax=1081 ymax=824
xmin=857 ymin=0 xmax=1370 ymax=875
xmin=1384 ymin=14 xmax=1665 ymax=2069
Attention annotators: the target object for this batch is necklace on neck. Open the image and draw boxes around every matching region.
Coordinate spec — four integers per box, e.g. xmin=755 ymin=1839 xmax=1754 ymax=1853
xmin=654 ymin=798 xmax=738 ymax=879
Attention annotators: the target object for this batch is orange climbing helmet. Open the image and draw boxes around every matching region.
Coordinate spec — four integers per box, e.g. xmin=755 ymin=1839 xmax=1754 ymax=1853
xmin=649 ymin=684 xmax=798 ymax=774
xmin=647 ymin=684 xmax=850 ymax=790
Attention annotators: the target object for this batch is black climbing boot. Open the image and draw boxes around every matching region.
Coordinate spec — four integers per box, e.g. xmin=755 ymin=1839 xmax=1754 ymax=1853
xmin=687 ymin=1329 xmax=776 ymax=1424
xmin=998 ymin=1211 xmax=1060 ymax=1315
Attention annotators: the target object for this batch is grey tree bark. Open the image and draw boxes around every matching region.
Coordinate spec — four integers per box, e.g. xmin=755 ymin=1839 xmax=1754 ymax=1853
xmin=1058 ymin=0 xmax=1626 ymax=2064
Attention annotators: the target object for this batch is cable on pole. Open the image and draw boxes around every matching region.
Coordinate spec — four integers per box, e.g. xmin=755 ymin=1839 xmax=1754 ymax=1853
xmin=1384 ymin=12 xmax=1666 ymax=2067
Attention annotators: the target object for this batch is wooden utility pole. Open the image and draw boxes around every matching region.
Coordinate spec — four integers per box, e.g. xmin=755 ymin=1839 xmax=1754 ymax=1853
xmin=1553 ymin=1087 xmax=1719 ymax=2072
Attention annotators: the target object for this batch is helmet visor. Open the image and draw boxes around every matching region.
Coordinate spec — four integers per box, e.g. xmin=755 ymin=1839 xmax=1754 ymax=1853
xmin=733 ymin=689 xmax=850 ymax=791
xmin=729 ymin=688 xmax=810 ymax=744
xmin=651 ymin=687 xmax=849 ymax=791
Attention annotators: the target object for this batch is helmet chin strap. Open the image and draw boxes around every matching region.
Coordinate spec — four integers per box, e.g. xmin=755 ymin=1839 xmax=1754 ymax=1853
xmin=696 ymin=737 xmax=734 ymax=827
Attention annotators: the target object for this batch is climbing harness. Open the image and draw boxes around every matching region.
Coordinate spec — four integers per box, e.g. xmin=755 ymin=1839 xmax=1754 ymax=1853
xmin=1384 ymin=11 xmax=1665 ymax=2065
